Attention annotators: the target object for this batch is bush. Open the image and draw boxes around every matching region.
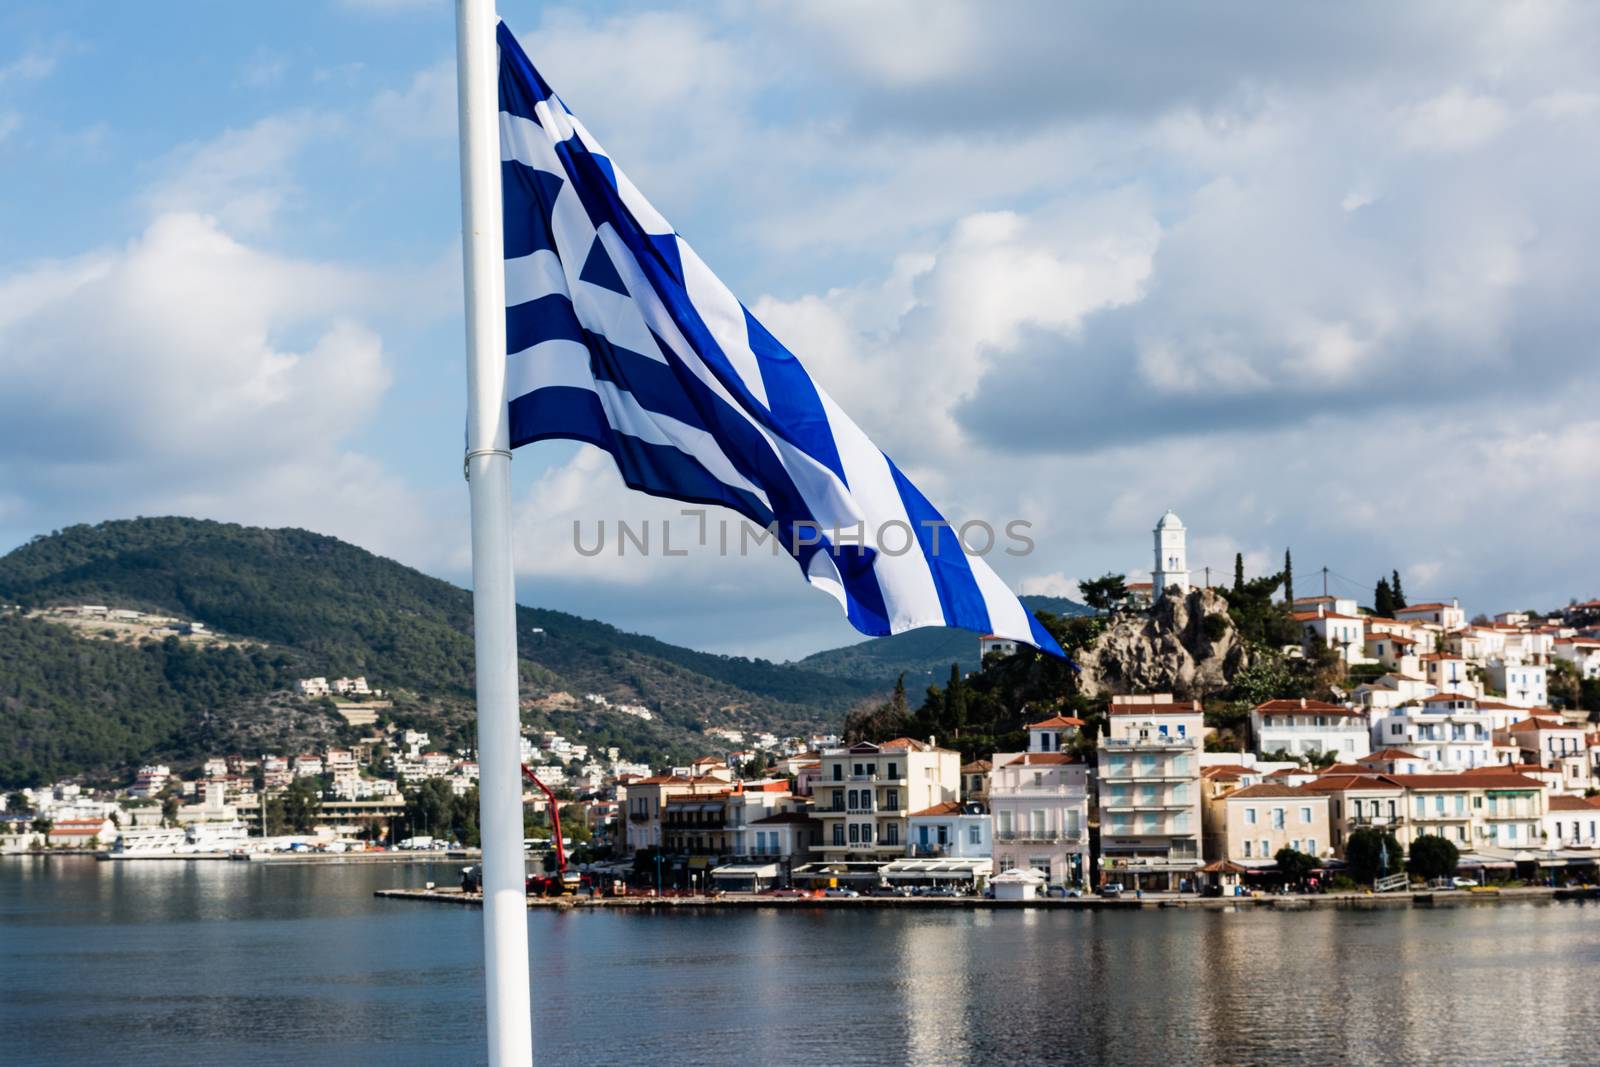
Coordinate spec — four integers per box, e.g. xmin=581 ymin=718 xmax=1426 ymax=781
xmin=1345 ymin=828 xmax=1404 ymax=883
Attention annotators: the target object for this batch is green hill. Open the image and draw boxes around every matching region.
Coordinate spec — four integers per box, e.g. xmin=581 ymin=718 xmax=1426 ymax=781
xmin=792 ymin=595 xmax=1091 ymax=684
xmin=0 ymin=518 xmax=887 ymax=786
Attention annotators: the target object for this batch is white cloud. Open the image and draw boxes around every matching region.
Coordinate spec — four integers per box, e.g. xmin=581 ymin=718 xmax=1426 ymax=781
xmin=1392 ymin=89 xmax=1510 ymax=153
xmin=142 ymin=113 xmax=338 ymax=234
xmin=0 ymin=212 xmax=455 ymax=569
xmin=0 ymin=48 xmax=57 ymax=83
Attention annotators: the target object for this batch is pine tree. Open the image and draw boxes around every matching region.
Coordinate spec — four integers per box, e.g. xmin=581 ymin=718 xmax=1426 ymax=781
xmin=1374 ymin=577 xmax=1394 ymax=618
xmin=1233 ymin=552 xmax=1245 ymax=593
xmin=1283 ymin=549 xmax=1295 ymax=605
xmin=1391 ymin=569 xmax=1407 ymax=609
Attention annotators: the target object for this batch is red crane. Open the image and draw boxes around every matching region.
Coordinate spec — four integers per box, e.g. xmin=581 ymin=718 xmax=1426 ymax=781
xmin=521 ymin=763 xmax=582 ymax=896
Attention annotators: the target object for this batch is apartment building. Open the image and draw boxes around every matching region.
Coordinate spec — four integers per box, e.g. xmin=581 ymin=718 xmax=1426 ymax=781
xmin=988 ymin=751 xmax=1089 ymax=888
xmin=1251 ymin=698 xmax=1372 ymax=759
xmin=1219 ymin=784 xmax=1332 ymax=864
xmin=1370 ymin=695 xmax=1496 ymax=769
xmin=1301 ymin=774 xmax=1411 ymax=855
xmin=619 ymin=774 xmax=729 ymax=852
xmin=1097 ymin=695 xmax=1203 ymax=891
xmin=813 ymin=739 xmax=961 ymax=863
xmin=1385 ymin=772 xmax=1546 ymax=852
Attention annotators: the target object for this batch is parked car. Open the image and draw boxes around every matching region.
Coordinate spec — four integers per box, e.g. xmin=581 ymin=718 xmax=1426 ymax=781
xmin=867 ymin=884 xmax=912 ymax=897
xmin=914 ymin=885 xmax=962 ymax=898
xmin=823 ymin=887 xmax=860 ymax=898
xmin=1452 ymin=876 xmax=1479 ymax=889
xmin=1098 ymin=883 xmax=1124 ymax=898
xmin=762 ymin=887 xmax=809 ymax=898
xmin=1046 ymin=885 xmax=1082 ymax=899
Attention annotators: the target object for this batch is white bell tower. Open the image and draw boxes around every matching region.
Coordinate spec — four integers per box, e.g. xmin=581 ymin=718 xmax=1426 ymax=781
xmin=1152 ymin=510 xmax=1190 ymax=600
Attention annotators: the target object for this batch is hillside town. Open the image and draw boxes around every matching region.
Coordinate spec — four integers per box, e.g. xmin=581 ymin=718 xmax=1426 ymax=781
xmin=8 ymin=514 xmax=1600 ymax=902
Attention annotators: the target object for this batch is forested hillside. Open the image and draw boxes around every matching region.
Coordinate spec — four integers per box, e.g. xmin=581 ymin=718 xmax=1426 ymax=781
xmin=0 ymin=518 xmax=890 ymax=786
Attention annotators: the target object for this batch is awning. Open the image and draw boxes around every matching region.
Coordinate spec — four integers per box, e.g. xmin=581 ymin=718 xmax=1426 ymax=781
xmin=882 ymin=858 xmax=993 ymax=880
xmin=687 ymin=856 xmax=711 ymax=869
xmin=711 ymin=863 xmax=779 ymax=879
xmin=1199 ymin=860 xmax=1251 ymax=875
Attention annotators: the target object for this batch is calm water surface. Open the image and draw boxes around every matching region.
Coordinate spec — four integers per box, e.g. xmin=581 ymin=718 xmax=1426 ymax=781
xmin=5 ymin=856 xmax=1600 ymax=1066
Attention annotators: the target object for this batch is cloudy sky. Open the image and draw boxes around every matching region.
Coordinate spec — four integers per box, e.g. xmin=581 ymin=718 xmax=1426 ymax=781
xmin=2 ymin=2 xmax=1597 ymax=659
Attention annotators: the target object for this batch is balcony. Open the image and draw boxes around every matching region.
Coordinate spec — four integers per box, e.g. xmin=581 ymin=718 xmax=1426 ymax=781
xmin=1097 ymin=768 xmax=1192 ymax=783
xmin=628 ymin=812 xmax=650 ymax=823
xmin=995 ymin=830 xmax=1083 ymax=844
xmin=1100 ymin=798 xmax=1192 ymax=812
xmin=664 ymin=817 xmax=726 ymax=829
xmin=1349 ymin=814 xmax=1404 ymax=827
xmin=1099 ymin=736 xmax=1197 ymax=751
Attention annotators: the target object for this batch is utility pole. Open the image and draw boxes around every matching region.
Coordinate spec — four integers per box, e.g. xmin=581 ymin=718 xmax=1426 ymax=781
xmin=1203 ymin=566 xmax=1210 ymax=589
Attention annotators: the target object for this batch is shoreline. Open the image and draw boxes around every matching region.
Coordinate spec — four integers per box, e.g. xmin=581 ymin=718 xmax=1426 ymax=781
xmin=2 ymin=849 xmax=474 ymax=864
xmin=375 ymin=884 xmax=1600 ymax=911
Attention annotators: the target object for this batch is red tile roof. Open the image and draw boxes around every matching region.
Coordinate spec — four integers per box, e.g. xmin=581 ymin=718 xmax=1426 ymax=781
xmin=1227 ymin=784 xmax=1327 ymax=800
xmin=1028 ymin=714 xmax=1086 ymax=729
xmin=907 ymin=801 xmax=965 ymax=818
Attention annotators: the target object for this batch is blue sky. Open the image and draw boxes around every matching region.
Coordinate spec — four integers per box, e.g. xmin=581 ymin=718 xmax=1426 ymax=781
xmin=3 ymin=2 xmax=1599 ymax=659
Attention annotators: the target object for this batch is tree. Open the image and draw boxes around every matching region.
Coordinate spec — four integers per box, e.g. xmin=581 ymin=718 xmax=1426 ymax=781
xmin=6 ymin=791 xmax=32 ymax=815
xmin=160 ymin=794 xmax=180 ymax=828
xmin=940 ymin=663 xmax=969 ymax=735
xmin=1374 ymin=577 xmax=1395 ymax=618
xmin=281 ymin=777 xmax=322 ymax=834
xmin=1078 ymin=573 xmax=1128 ymax=614
xmin=1390 ymin=569 xmax=1407 ymax=609
xmin=1232 ymin=553 xmax=1245 ymax=594
xmin=1283 ymin=550 xmax=1294 ymax=605
xmin=1344 ymin=828 xmax=1404 ymax=883
xmin=1274 ymin=847 xmax=1318 ymax=888
xmin=1406 ymin=834 xmax=1460 ymax=882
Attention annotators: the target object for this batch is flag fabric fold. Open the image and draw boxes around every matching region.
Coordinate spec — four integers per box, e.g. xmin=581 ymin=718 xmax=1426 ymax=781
xmin=495 ymin=21 xmax=1064 ymax=658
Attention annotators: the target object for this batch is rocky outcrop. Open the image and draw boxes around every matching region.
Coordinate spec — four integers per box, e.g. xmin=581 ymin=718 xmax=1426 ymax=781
xmin=1074 ymin=587 xmax=1248 ymax=700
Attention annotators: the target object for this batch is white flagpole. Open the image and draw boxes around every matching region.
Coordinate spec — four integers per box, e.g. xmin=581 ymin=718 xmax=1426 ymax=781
xmin=455 ymin=2 xmax=533 ymax=1065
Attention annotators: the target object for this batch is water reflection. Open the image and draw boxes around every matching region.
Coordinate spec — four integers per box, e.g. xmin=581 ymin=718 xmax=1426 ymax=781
xmin=7 ymin=860 xmax=1600 ymax=1067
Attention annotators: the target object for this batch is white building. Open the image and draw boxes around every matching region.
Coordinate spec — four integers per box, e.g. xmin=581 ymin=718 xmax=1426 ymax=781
xmin=813 ymin=739 xmax=961 ymax=862
xmin=1485 ymin=662 xmax=1548 ymax=708
xmin=1546 ymin=795 xmax=1600 ymax=848
xmin=1096 ymin=695 xmax=1203 ymax=891
xmin=906 ymin=801 xmax=992 ymax=861
xmin=296 ymin=677 xmax=331 ymax=697
xmin=1554 ymin=637 xmax=1600 ymax=679
xmin=1292 ymin=605 xmax=1367 ymax=666
xmin=1151 ymin=511 xmax=1190 ymax=600
xmin=129 ymin=765 xmax=171 ymax=799
xmin=1250 ymin=698 xmax=1372 ymax=759
xmin=1370 ymin=695 xmax=1496 ymax=769
xmin=1396 ymin=600 xmax=1467 ymax=631
xmin=979 ymin=634 xmax=1019 ymax=658
xmin=988 ymin=751 xmax=1088 ymax=888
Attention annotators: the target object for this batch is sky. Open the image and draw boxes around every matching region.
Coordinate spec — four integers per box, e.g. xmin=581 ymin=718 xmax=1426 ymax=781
xmin=2 ymin=1 xmax=1598 ymax=660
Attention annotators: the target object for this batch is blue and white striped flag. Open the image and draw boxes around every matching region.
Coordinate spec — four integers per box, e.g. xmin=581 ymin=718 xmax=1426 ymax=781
xmin=496 ymin=22 xmax=1064 ymax=658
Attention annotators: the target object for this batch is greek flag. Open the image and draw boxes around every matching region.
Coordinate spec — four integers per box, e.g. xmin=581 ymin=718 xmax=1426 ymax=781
xmin=497 ymin=22 xmax=1063 ymax=658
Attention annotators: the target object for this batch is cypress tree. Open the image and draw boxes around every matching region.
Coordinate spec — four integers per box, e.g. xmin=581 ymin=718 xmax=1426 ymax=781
xmin=1391 ymin=569 xmax=1407 ymax=609
xmin=1374 ymin=577 xmax=1394 ymax=618
xmin=1283 ymin=549 xmax=1295 ymax=605
xmin=1233 ymin=552 xmax=1245 ymax=593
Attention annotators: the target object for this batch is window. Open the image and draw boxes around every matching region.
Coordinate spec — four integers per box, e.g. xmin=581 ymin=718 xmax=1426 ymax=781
xmin=968 ymin=825 xmax=982 ymax=845
xmin=862 ymin=823 xmax=874 ymax=843
xmin=832 ymin=824 xmax=844 ymax=846
xmin=997 ymin=811 xmax=1013 ymax=834
xmin=1307 ymin=838 xmax=1317 ymax=855
xmin=1414 ymin=796 xmax=1425 ymax=817
xmin=1272 ymin=808 xmax=1285 ymax=830
xmin=1300 ymin=807 xmax=1312 ymax=824
xmin=999 ymin=856 xmax=1015 ymax=873
xmin=1034 ymin=772 xmax=1044 ymax=787
xmin=1243 ymin=840 xmax=1253 ymax=858
xmin=884 ymin=789 xmax=899 ymax=811
xmin=848 ymin=823 xmax=859 ymax=843
xmin=887 ymin=762 xmax=899 ymax=779
xmin=1246 ymin=808 xmax=1258 ymax=825
xmin=832 ymin=764 xmax=842 ymax=781
xmin=880 ymin=823 xmax=894 ymax=845
xmin=847 ymin=789 xmax=858 ymax=809
xmin=1259 ymin=839 xmax=1269 ymax=857
xmin=1291 ymin=839 xmax=1302 ymax=852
